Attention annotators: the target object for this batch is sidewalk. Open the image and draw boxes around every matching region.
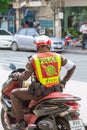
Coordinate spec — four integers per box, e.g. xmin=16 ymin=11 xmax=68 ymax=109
xmin=64 ymin=46 xmax=87 ymax=55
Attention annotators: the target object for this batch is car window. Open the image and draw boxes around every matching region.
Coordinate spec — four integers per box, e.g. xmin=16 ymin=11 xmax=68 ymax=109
xmin=16 ymin=28 xmax=26 ymax=35
xmin=26 ymin=28 xmax=39 ymax=36
xmin=0 ymin=30 xmax=11 ymax=35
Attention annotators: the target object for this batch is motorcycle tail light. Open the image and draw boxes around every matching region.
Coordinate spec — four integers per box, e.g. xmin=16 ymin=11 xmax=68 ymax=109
xmin=65 ymin=102 xmax=80 ymax=110
xmin=72 ymin=116 xmax=79 ymax=120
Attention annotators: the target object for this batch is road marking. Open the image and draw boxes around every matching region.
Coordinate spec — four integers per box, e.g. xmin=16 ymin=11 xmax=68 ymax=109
xmin=0 ymin=57 xmax=27 ymax=67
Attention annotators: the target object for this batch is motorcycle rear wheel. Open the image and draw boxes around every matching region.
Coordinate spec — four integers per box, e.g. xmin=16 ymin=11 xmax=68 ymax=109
xmin=56 ymin=117 xmax=70 ymax=130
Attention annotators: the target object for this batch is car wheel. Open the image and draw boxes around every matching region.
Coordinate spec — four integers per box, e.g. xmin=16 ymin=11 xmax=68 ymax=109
xmin=11 ymin=42 xmax=18 ymax=51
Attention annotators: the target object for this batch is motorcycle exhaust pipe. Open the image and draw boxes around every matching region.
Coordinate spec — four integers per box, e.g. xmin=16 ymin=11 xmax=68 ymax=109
xmin=28 ymin=124 xmax=37 ymax=130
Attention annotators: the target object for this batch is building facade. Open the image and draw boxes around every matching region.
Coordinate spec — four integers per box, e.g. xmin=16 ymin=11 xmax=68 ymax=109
xmin=24 ymin=0 xmax=87 ymax=37
xmin=64 ymin=0 xmax=87 ymax=37
xmin=1 ymin=0 xmax=87 ymax=37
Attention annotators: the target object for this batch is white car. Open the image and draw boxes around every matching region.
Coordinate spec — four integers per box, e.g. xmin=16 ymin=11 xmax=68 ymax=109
xmin=11 ymin=28 xmax=65 ymax=52
xmin=0 ymin=28 xmax=13 ymax=48
xmin=50 ymin=36 xmax=65 ymax=52
xmin=0 ymin=39 xmax=12 ymax=48
xmin=11 ymin=28 xmax=39 ymax=51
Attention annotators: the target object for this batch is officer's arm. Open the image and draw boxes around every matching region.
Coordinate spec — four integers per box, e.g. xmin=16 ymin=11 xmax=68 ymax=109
xmin=61 ymin=57 xmax=76 ymax=84
xmin=10 ymin=57 xmax=34 ymax=81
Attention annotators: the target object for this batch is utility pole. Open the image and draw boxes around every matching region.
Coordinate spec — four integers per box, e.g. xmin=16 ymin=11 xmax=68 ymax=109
xmin=12 ymin=0 xmax=21 ymax=31
xmin=50 ymin=0 xmax=64 ymax=38
xmin=13 ymin=0 xmax=27 ymax=31
xmin=16 ymin=0 xmax=20 ymax=30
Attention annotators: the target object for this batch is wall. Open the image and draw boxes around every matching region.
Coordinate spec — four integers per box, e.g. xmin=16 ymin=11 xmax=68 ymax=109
xmin=65 ymin=0 xmax=87 ymax=7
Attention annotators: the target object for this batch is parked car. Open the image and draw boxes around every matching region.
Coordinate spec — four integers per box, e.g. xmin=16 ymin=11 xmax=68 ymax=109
xmin=49 ymin=36 xmax=65 ymax=52
xmin=0 ymin=28 xmax=13 ymax=48
xmin=0 ymin=39 xmax=12 ymax=48
xmin=11 ymin=28 xmax=39 ymax=51
xmin=11 ymin=28 xmax=65 ymax=52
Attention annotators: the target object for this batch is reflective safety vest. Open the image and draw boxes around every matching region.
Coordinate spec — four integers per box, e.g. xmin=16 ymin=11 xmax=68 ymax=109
xmin=32 ymin=52 xmax=61 ymax=87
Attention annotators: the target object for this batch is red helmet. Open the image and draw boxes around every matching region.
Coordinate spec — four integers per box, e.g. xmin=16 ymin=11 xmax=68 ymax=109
xmin=35 ymin=35 xmax=51 ymax=47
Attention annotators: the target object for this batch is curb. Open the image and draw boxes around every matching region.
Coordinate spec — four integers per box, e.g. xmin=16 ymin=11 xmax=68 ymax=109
xmin=64 ymin=48 xmax=87 ymax=55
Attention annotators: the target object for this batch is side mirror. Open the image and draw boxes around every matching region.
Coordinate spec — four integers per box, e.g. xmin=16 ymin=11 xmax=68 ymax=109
xmin=9 ymin=63 xmax=16 ymax=70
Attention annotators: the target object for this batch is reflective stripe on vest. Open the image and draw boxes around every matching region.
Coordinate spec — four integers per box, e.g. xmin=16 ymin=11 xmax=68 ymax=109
xmin=32 ymin=52 xmax=61 ymax=87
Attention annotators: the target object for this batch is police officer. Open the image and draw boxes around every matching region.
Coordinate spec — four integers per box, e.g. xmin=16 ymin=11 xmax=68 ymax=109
xmin=9 ymin=35 xmax=76 ymax=129
xmin=80 ymin=22 xmax=87 ymax=49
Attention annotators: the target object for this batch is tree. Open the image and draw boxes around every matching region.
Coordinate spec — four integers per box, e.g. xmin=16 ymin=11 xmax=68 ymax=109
xmin=0 ymin=0 xmax=11 ymax=15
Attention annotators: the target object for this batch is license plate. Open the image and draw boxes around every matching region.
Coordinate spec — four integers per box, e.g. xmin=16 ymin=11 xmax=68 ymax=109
xmin=54 ymin=45 xmax=62 ymax=48
xmin=69 ymin=119 xmax=85 ymax=130
xmin=57 ymin=44 xmax=62 ymax=48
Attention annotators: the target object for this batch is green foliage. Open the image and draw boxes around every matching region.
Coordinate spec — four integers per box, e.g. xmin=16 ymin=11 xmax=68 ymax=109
xmin=45 ymin=27 xmax=53 ymax=36
xmin=0 ymin=0 xmax=11 ymax=15
xmin=62 ymin=30 xmax=67 ymax=37
xmin=67 ymin=27 xmax=79 ymax=38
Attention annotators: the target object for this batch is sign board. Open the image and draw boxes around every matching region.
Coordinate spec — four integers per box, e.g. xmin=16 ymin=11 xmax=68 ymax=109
xmin=29 ymin=2 xmax=42 ymax=7
xmin=13 ymin=1 xmax=26 ymax=8
xmin=38 ymin=20 xmax=53 ymax=27
xmin=13 ymin=2 xmax=19 ymax=8
xmin=20 ymin=1 xmax=26 ymax=8
xmin=58 ymin=12 xmax=64 ymax=19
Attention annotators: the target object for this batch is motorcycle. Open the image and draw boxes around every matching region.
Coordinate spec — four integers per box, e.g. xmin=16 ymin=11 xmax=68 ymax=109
xmin=1 ymin=68 xmax=86 ymax=130
xmin=64 ymin=35 xmax=82 ymax=48
xmin=81 ymin=39 xmax=87 ymax=49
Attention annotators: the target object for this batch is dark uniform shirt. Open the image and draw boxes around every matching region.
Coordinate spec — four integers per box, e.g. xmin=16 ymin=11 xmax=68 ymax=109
xmin=17 ymin=57 xmax=34 ymax=81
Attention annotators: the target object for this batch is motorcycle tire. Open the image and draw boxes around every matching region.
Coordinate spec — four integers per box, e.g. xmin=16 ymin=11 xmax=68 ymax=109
xmin=81 ymin=41 xmax=86 ymax=49
xmin=56 ymin=116 xmax=86 ymax=130
xmin=56 ymin=116 xmax=70 ymax=130
xmin=1 ymin=108 xmax=12 ymax=130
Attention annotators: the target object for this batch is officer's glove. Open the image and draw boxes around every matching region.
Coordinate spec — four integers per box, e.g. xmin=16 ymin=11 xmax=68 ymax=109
xmin=9 ymin=72 xmax=20 ymax=80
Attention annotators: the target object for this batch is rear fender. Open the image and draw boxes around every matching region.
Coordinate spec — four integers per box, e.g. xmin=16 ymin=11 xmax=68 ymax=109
xmin=29 ymin=92 xmax=81 ymax=109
